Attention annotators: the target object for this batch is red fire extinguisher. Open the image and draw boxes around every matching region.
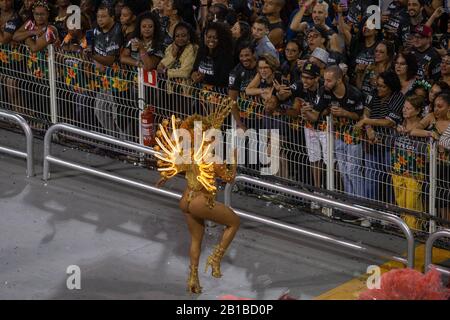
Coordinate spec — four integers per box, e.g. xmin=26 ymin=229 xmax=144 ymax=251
xmin=141 ymin=105 xmax=155 ymax=146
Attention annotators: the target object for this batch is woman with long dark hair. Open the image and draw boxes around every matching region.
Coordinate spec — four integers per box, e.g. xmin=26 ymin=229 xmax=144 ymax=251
xmin=191 ymin=22 xmax=234 ymax=88
xmin=394 ymin=51 xmax=418 ymax=96
xmin=120 ymin=11 xmax=164 ymax=70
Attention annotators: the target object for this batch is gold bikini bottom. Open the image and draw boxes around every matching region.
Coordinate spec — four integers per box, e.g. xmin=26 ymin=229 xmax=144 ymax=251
xmin=185 ymin=188 xmax=216 ymax=211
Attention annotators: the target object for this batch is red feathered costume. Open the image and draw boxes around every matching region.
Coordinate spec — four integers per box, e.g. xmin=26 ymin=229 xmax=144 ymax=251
xmin=359 ymin=268 xmax=450 ymax=300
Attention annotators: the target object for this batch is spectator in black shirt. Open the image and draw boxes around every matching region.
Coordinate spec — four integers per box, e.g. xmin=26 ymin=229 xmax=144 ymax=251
xmin=91 ymin=4 xmax=122 ymax=68
xmin=395 ymin=51 xmax=418 ymax=95
xmin=0 ymin=0 xmax=22 ymax=46
xmin=120 ymin=1 xmax=137 ymax=42
xmin=356 ymin=40 xmax=395 ymax=104
xmin=91 ymin=4 xmax=124 ymax=137
xmin=339 ymin=15 xmax=381 ymax=80
xmin=382 ymin=0 xmax=409 ymax=46
xmin=53 ymin=0 xmax=72 ymax=42
xmin=191 ymin=22 xmax=234 ymax=88
xmin=80 ymin=0 xmax=97 ymax=27
xmin=228 ymin=43 xmax=257 ymax=129
xmin=280 ymin=39 xmax=302 ymax=83
xmin=316 ymin=65 xmax=365 ymax=198
xmin=410 ymin=24 xmax=441 ymax=81
xmin=356 ymin=70 xmax=405 ymax=203
xmin=120 ymin=11 xmax=164 ymax=70
xmin=262 ymin=0 xmax=285 ymax=49
xmin=293 ymin=62 xmax=330 ymax=195
xmin=397 ymin=0 xmax=428 ymax=50
xmin=18 ymin=0 xmax=36 ymax=22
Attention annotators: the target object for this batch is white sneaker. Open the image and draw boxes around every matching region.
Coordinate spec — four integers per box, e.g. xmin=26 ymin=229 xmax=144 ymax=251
xmin=360 ymin=219 xmax=372 ymax=228
xmin=311 ymin=201 xmax=321 ymax=210
xmin=322 ymin=207 xmax=333 ymax=217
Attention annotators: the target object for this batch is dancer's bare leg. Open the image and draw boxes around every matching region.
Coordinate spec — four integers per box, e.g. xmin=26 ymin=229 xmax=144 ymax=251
xmin=180 ymin=191 xmax=206 ymax=293
xmin=183 ymin=212 xmax=205 ymax=267
xmin=188 ymin=195 xmax=240 ymax=251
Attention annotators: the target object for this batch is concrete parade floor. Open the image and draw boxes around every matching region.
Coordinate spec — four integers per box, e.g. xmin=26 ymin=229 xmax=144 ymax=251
xmin=0 ymin=128 xmax=416 ymax=300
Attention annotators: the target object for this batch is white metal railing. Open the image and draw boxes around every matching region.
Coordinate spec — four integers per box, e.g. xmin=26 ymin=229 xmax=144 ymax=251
xmin=225 ymin=175 xmax=416 ymax=268
xmin=425 ymin=229 xmax=450 ymax=275
xmin=0 ymin=110 xmax=34 ymax=177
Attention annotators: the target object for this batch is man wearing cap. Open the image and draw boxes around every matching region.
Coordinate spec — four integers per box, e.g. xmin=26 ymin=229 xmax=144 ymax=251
xmin=292 ymin=62 xmax=331 ymax=205
xmin=410 ymin=24 xmax=441 ymax=82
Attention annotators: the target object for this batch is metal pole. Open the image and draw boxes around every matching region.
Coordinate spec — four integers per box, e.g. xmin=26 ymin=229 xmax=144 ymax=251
xmin=0 ymin=110 xmax=34 ymax=177
xmin=233 ymin=207 xmax=408 ymax=266
xmin=425 ymin=230 xmax=450 ymax=273
xmin=326 ymin=115 xmax=334 ymax=192
xmin=43 ymin=123 xmax=160 ymax=180
xmin=138 ymin=68 xmax=145 ymax=145
xmin=225 ymin=175 xmax=415 ymax=268
xmin=429 ymin=140 xmax=437 ymax=233
xmin=47 ymin=45 xmax=58 ymax=124
xmin=46 ymin=155 xmax=181 ymax=200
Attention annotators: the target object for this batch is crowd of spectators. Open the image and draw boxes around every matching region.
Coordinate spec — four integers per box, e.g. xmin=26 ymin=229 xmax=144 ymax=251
xmin=1 ymin=0 xmax=450 ymax=228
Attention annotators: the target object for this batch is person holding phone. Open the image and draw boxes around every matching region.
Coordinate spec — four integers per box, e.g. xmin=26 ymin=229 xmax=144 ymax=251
xmin=292 ymin=62 xmax=331 ymax=208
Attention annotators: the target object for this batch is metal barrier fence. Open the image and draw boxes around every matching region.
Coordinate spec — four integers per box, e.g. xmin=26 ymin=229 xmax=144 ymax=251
xmin=0 ymin=110 xmax=34 ymax=177
xmin=1 ymin=43 xmax=449 ymax=235
xmin=425 ymin=229 xmax=450 ymax=276
xmin=42 ymin=123 xmax=181 ymax=199
xmin=42 ymin=123 xmax=415 ymax=269
xmin=224 ymin=175 xmax=415 ymax=268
